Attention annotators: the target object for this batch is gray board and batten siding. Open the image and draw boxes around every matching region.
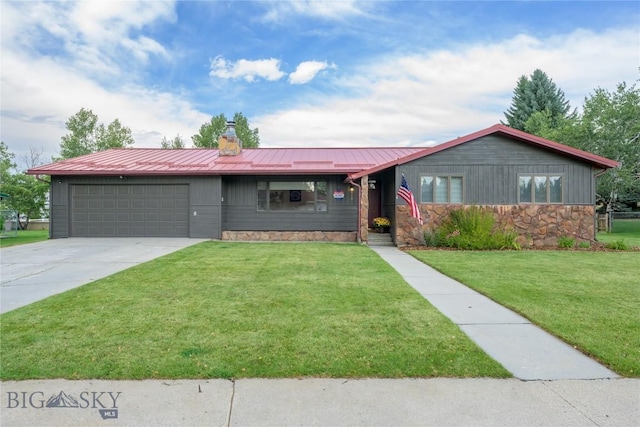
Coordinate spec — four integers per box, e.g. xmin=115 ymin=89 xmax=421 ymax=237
xmin=396 ymin=135 xmax=597 ymax=206
xmin=49 ymin=175 xmax=221 ymax=239
xmin=221 ymin=175 xmax=358 ymax=232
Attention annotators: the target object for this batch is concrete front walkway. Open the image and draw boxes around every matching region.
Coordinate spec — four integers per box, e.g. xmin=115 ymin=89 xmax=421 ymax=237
xmin=370 ymin=246 xmax=619 ymax=381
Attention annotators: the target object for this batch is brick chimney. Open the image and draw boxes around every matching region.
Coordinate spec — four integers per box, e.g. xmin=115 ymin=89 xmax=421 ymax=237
xmin=218 ymin=121 xmax=242 ymax=156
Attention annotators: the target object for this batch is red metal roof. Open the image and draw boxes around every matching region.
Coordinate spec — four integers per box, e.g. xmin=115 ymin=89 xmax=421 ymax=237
xmin=28 ymin=124 xmax=618 ymax=178
xmin=27 ymin=147 xmax=426 ymax=176
xmin=347 ymin=124 xmax=619 ymax=180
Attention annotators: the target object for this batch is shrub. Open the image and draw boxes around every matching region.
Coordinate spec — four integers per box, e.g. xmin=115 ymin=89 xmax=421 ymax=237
xmin=435 ymin=206 xmax=520 ymax=250
xmin=557 ymin=236 xmax=576 ymax=249
xmin=578 ymin=241 xmax=591 ymax=249
xmin=605 ymin=239 xmax=630 ymax=251
xmin=423 ymin=230 xmax=441 ymax=247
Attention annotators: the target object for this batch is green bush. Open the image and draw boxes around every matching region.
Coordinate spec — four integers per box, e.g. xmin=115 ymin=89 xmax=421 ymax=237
xmin=423 ymin=230 xmax=441 ymax=247
xmin=433 ymin=206 xmax=520 ymax=250
xmin=578 ymin=241 xmax=591 ymax=249
xmin=557 ymin=236 xmax=576 ymax=249
xmin=605 ymin=239 xmax=630 ymax=251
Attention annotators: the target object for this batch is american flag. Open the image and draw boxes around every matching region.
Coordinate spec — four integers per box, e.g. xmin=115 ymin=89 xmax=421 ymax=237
xmin=398 ymin=175 xmax=422 ymax=225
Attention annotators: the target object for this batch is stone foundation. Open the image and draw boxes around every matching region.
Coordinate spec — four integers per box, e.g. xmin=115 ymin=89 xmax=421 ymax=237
xmin=222 ymin=231 xmax=358 ymax=243
xmin=396 ymin=205 xmax=596 ymax=248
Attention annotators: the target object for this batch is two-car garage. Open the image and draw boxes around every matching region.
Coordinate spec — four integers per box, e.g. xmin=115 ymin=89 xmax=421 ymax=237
xmin=70 ymin=184 xmax=189 ymax=237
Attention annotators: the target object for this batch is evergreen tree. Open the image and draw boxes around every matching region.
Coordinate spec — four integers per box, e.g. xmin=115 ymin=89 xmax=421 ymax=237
xmin=503 ymin=69 xmax=572 ymax=131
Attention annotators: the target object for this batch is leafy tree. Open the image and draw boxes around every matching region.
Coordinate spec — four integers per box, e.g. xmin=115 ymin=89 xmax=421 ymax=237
xmin=2 ymin=174 xmax=49 ymax=228
xmin=0 ymin=141 xmax=16 ymax=185
xmin=524 ymin=78 xmax=640 ymax=211
xmin=0 ymin=142 xmax=49 ymax=229
xmin=232 ymin=112 xmax=260 ymax=149
xmin=503 ymin=69 xmax=572 ymax=131
xmin=95 ymin=118 xmax=135 ymax=152
xmin=192 ymin=113 xmax=226 ymax=148
xmin=191 ymin=112 xmax=259 ymax=148
xmin=58 ymin=108 xmax=134 ymax=159
xmin=160 ymin=134 xmax=186 ymax=149
xmin=578 ymin=81 xmax=640 ymax=210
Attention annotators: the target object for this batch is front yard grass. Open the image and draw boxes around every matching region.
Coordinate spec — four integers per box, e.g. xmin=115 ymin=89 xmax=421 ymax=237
xmin=0 ymin=230 xmax=48 ymax=248
xmin=597 ymin=219 xmax=640 ymax=248
xmin=0 ymin=242 xmax=509 ymax=380
xmin=408 ymin=250 xmax=640 ymax=377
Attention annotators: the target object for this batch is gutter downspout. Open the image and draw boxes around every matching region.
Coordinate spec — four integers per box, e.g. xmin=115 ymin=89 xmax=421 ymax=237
xmin=346 ymin=176 xmax=362 ymax=243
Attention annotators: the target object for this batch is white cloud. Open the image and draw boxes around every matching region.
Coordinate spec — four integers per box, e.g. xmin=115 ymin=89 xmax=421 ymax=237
xmin=1 ymin=1 xmax=175 ymax=82
xmin=261 ymin=0 xmax=368 ymax=23
xmin=209 ymin=56 xmax=286 ymax=82
xmin=0 ymin=1 xmax=202 ymax=162
xmin=0 ymin=48 xmax=209 ymax=161
xmin=289 ymin=61 xmax=337 ymax=84
xmin=254 ymin=27 xmax=640 ymax=148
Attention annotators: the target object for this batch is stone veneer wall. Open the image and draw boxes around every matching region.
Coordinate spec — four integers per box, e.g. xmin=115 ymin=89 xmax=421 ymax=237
xmin=222 ymin=231 xmax=357 ymax=242
xmin=396 ymin=204 xmax=596 ymax=247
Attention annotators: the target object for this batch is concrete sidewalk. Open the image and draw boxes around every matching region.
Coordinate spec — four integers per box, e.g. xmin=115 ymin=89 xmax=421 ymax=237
xmin=370 ymin=246 xmax=618 ymax=381
xmin=1 ymin=378 xmax=638 ymax=426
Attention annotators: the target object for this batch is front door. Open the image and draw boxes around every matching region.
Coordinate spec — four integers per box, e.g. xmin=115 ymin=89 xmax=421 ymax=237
xmin=368 ymin=183 xmax=381 ymax=227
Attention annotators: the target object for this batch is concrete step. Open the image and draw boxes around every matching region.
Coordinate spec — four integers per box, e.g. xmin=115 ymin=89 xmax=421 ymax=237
xmin=368 ymin=231 xmax=394 ymax=246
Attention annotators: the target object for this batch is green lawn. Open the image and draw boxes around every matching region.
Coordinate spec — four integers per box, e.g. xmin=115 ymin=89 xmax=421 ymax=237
xmin=597 ymin=219 xmax=640 ymax=248
xmin=0 ymin=230 xmax=49 ymax=248
xmin=408 ymin=250 xmax=640 ymax=377
xmin=0 ymin=242 xmax=509 ymax=380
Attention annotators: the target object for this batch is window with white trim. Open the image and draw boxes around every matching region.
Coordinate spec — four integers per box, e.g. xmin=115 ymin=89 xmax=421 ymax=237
xmin=257 ymin=181 xmax=327 ymax=212
xmin=518 ymin=175 xmax=563 ymax=204
xmin=420 ymin=176 xmax=463 ymax=203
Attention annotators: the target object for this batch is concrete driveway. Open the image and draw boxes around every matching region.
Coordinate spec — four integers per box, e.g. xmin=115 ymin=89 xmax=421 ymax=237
xmin=0 ymin=238 xmax=208 ymax=314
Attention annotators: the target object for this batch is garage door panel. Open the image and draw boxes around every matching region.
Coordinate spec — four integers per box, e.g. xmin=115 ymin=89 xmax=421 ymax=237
xmin=71 ymin=184 xmax=189 ymax=237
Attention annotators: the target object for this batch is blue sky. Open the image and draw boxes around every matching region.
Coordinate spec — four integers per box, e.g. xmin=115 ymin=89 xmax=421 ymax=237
xmin=1 ymin=1 xmax=638 ymax=166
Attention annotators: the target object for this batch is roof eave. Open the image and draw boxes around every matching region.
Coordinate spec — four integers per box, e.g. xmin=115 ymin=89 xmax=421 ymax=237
xmin=30 ymin=169 xmax=364 ymax=177
xmin=347 ymin=124 xmax=620 ymax=181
